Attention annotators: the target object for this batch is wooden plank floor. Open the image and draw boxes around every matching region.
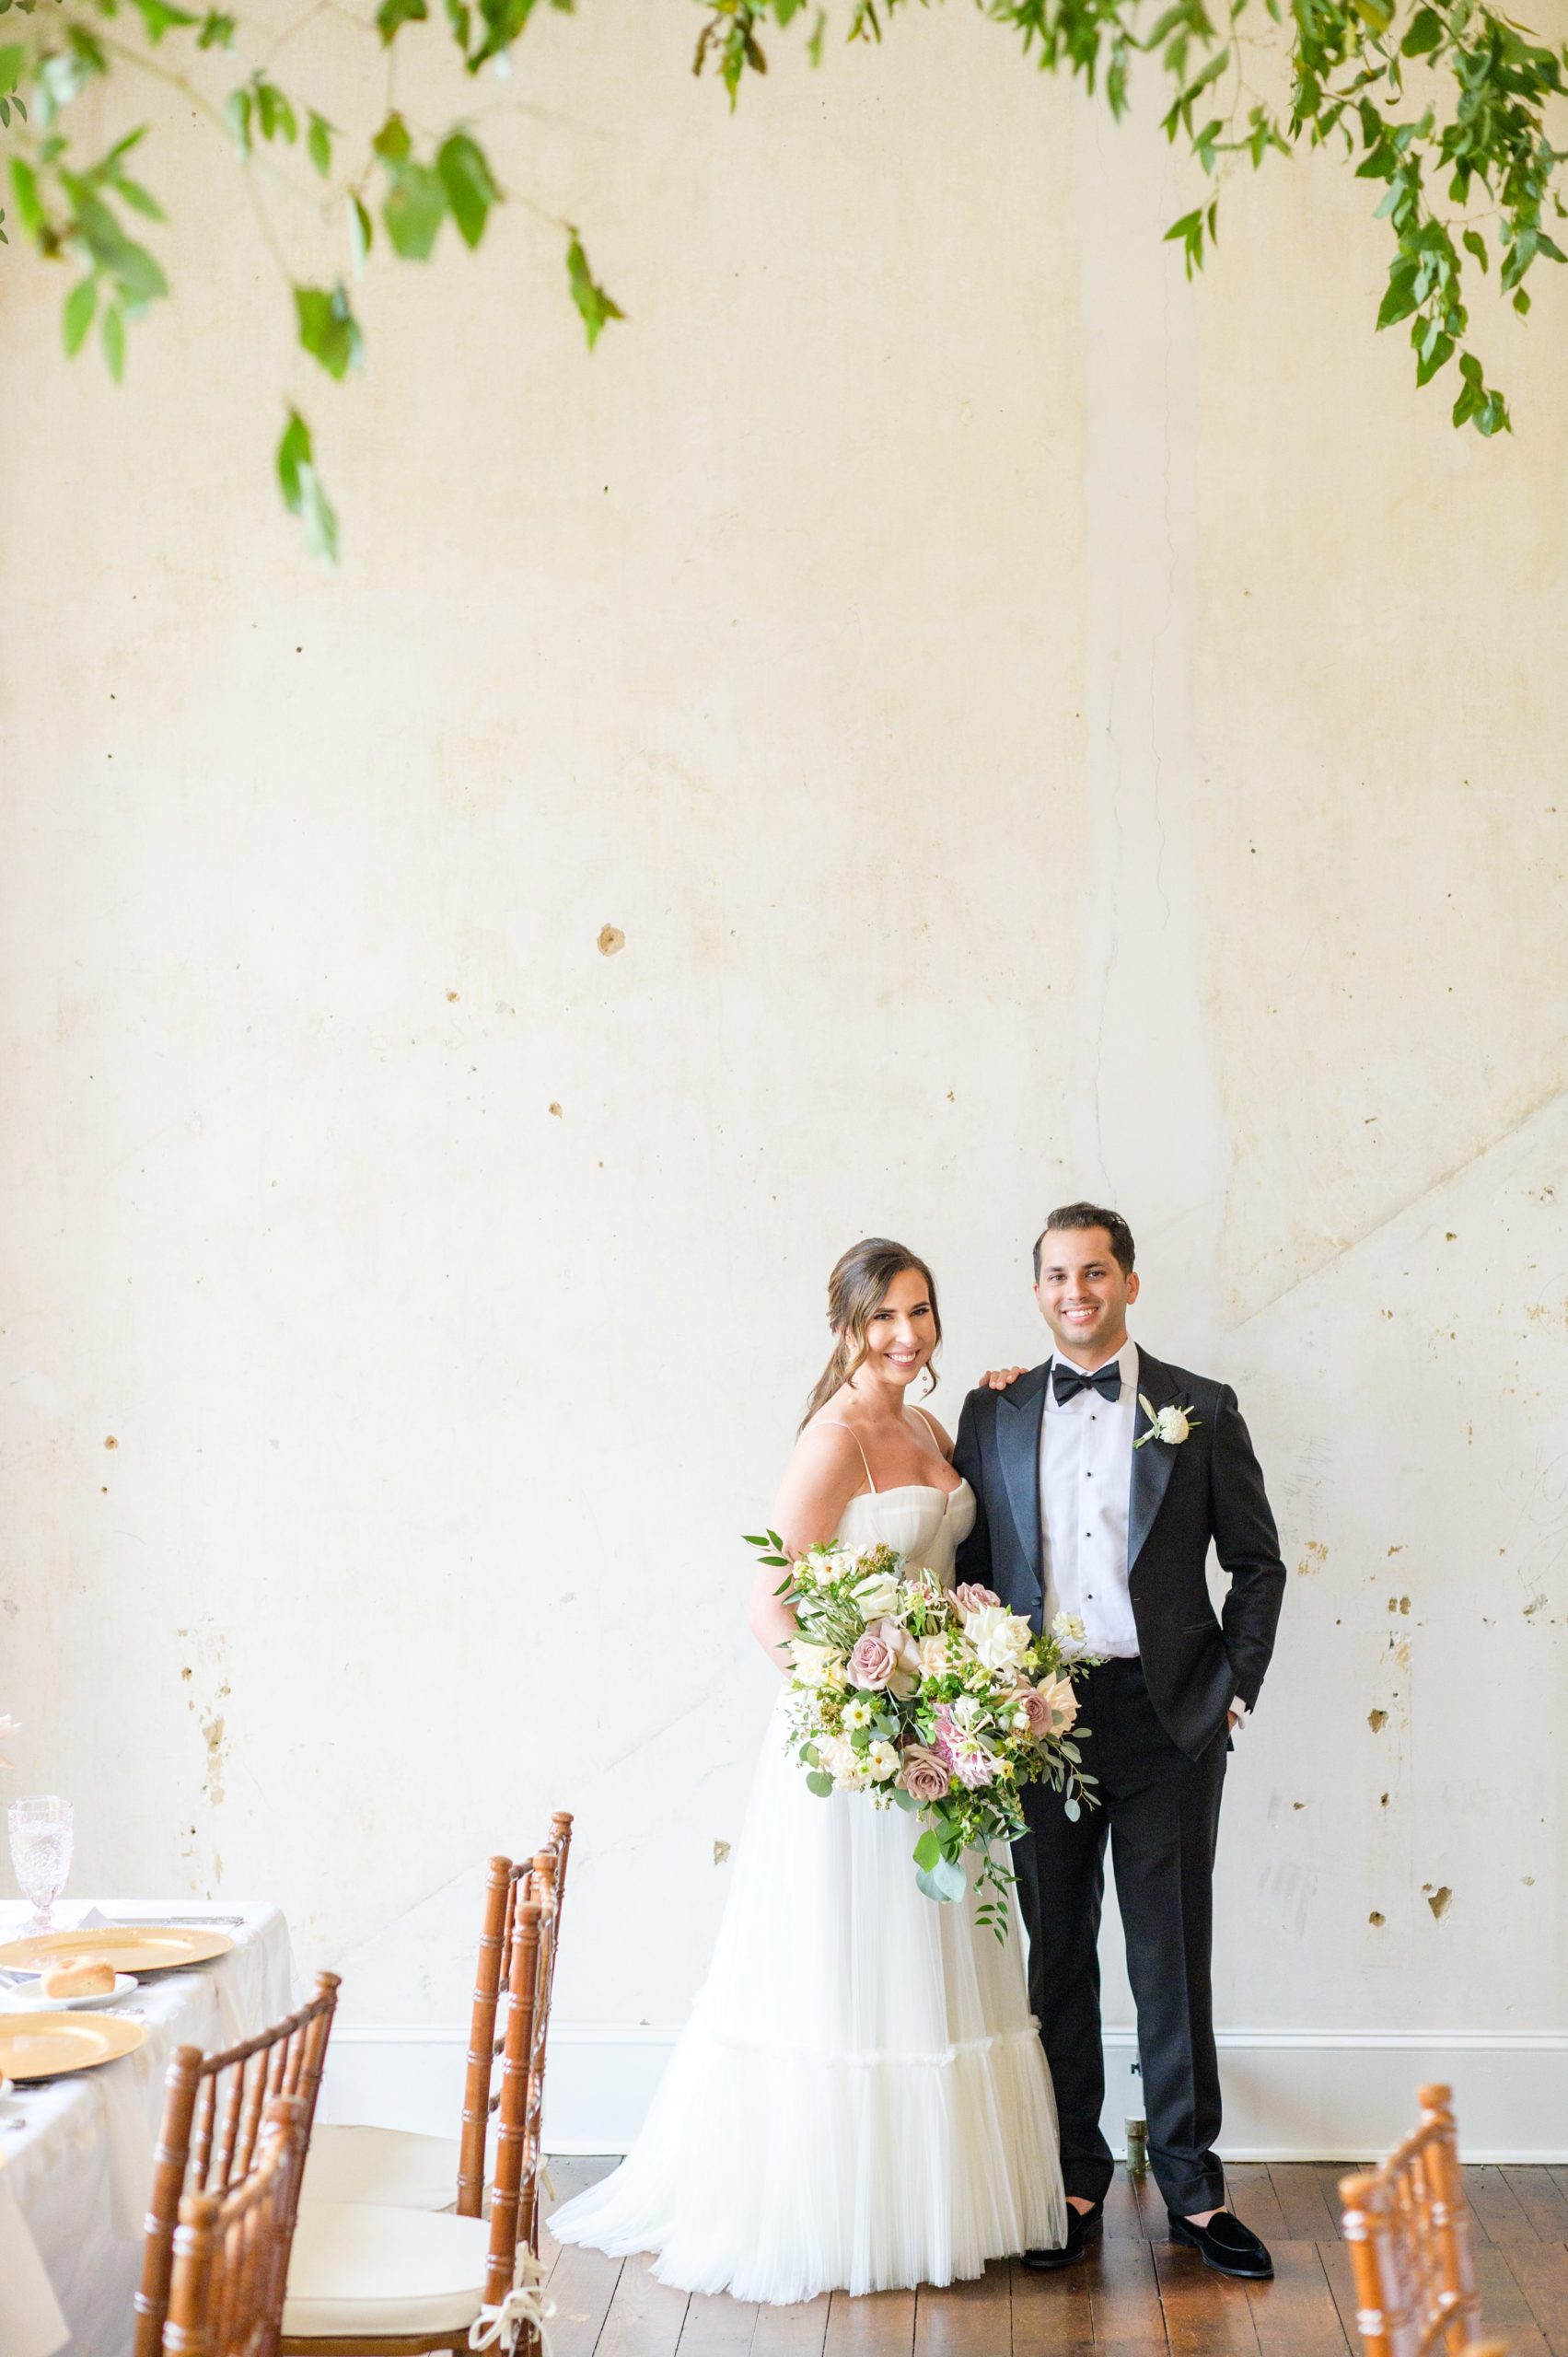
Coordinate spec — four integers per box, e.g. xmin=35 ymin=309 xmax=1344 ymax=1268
xmin=541 ymin=2158 xmax=1568 ymax=2355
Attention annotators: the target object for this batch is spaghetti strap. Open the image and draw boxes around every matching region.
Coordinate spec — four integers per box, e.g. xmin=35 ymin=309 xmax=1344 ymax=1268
xmin=816 ymin=1420 xmax=877 ymax=1494
xmin=910 ymin=1406 xmax=947 ymax=1460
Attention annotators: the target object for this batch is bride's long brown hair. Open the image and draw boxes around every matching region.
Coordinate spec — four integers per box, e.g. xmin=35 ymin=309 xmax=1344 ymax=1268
xmin=800 ymin=1237 xmax=943 ymax=1431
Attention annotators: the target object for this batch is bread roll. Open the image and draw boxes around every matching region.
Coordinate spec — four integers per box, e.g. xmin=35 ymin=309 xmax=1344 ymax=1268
xmin=39 ymin=1954 xmax=115 ymax=1999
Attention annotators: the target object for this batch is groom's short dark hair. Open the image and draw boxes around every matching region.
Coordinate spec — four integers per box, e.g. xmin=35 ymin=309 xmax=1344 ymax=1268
xmin=1034 ymin=1202 xmax=1135 ymax=1282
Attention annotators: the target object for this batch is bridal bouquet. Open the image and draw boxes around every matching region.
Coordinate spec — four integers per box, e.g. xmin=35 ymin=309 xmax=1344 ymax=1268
xmin=746 ymin=1532 xmax=1098 ymax=1937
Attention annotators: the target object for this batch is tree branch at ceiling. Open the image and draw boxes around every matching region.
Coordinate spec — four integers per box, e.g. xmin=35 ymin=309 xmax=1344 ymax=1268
xmin=2 ymin=0 xmax=1562 ymax=558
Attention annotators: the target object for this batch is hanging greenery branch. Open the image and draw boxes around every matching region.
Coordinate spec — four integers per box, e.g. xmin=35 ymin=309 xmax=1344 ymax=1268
xmin=695 ymin=0 xmax=1567 ymax=438
xmin=1 ymin=0 xmax=1562 ymax=563
xmin=0 ymin=0 xmax=621 ymax=557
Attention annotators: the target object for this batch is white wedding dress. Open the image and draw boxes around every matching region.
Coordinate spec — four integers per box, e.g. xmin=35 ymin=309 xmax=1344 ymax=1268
xmin=548 ymin=1474 xmax=1066 ymax=2303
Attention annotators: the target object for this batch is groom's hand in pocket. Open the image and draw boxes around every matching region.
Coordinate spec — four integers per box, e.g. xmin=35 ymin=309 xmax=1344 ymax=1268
xmin=978 ymin=1365 xmax=1028 ymax=1390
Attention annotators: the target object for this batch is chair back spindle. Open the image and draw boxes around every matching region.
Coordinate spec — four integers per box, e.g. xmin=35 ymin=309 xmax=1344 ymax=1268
xmin=134 ymin=1973 xmax=340 ymax=2357
xmin=457 ymin=1854 xmax=515 ymax=2217
xmin=163 ymin=2094 xmax=307 ymax=2357
xmin=1340 ymin=2084 xmax=1485 ymax=2357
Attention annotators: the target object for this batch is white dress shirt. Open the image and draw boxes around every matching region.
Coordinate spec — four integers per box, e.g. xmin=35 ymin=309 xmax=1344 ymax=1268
xmin=1039 ymin=1338 xmax=1141 ymax=1659
xmin=1038 ymin=1336 xmax=1248 ymax=1727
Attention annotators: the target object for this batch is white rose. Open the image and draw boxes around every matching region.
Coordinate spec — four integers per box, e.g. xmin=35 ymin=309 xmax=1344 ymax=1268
xmin=866 ymin=1739 xmax=900 ymax=1782
xmin=792 ymin=1643 xmax=846 ymax=1689
xmin=917 ymin=1632 xmax=952 ymax=1679
xmin=1052 ymin=1612 xmax=1086 ymax=1647
xmin=1153 ymin=1405 xmax=1191 ymax=1445
xmin=962 ymin=1605 xmax=1033 ymax=1675
xmin=852 ymin=1571 xmax=901 ymax=1620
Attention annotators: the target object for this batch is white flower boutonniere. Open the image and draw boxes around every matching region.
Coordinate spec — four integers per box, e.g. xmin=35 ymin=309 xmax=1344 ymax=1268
xmin=1134 ymin=1395 xmax=1201 ymax=1450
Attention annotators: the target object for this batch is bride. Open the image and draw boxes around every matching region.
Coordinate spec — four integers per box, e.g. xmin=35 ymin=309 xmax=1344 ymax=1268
xmin=548 ymin=1237 xmax=1066 ymax=2302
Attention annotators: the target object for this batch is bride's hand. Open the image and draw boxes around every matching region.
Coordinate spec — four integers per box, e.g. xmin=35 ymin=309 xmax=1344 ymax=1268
xmin=978 ymin=1365 xmax=1028 ymax=1390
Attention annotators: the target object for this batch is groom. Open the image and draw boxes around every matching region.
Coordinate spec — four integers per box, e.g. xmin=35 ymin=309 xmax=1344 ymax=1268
xmin=953 ymin=1202 xmax=1285 ymax=2280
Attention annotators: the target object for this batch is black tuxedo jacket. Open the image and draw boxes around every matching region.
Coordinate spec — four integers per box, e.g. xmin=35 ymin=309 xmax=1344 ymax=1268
xmin=952 ymin=1349 xmax=1285 ymax=1759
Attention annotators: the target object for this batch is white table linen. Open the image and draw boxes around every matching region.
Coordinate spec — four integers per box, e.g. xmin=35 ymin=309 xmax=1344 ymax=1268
xmin=0 ymin=1900 xmax=295 ymax=2357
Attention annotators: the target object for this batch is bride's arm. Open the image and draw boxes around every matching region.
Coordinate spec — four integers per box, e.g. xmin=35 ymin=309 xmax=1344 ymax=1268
xmin=748 ymin=1427 xmax=864 ymax=1676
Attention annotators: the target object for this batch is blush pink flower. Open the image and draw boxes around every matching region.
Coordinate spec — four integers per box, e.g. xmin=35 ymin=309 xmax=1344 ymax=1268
xmin=898 ymin=1745 xmax=949 ymax=1804
xmin=953 ymin=1583 xmax=1003 ymax=1618
xmin=932 ymin=1704 xmax=997 ymax=1790
xmin=846 ymin=1629 xmax=897 ymax=1691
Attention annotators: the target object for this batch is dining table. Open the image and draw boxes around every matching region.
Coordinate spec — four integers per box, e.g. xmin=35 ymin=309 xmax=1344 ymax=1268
xmin=0 ymin=1898 xmax=296 ymax=2357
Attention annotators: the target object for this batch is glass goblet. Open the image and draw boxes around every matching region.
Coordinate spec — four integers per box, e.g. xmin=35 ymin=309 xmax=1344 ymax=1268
xmin=7 ymin=1796 xmax=74 ymax=1932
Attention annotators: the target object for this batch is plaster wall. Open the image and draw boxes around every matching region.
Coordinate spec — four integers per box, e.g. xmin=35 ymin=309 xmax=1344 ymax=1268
xmin=1 ymin=0 xmax=1564 ymax=2154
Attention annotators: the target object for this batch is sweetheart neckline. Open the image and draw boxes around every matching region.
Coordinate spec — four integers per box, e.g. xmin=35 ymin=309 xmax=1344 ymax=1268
xmin=844 ymin=1478 xmax=972 ymax=1511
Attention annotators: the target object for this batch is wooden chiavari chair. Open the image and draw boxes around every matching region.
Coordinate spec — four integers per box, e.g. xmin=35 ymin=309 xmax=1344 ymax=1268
xmin=1340 ymin=2084 xmax=1506 ymax=2357
xmin=279 ymin=1895 xmax=551 ymax=2355
xmin=134 ymin=1974 xmax=342 ymax=2357
xmin=301 ymin=1813 xmax=574 ymax=2223
xmin=162 ymin=2094 xmax=308 ymax=2357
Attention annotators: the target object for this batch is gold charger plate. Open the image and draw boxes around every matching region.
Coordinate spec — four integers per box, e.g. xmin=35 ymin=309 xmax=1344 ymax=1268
xmin=0 ymin=2010 xmax=145 ymax=2081
xmin=0 ymin=1925 xmax=235 ymax=1974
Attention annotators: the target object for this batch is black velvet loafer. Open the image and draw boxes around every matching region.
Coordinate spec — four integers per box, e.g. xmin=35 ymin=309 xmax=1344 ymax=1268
xmin=1167 ymin=2208 xmax=1274 ymax=2280
xmin=1021 ymin=2200 xmax=1105 ymax=2270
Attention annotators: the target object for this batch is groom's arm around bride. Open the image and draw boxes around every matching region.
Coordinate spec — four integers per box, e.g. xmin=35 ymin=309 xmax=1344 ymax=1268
xmin=951 ymin=1201 xmax=1286 ymax=2281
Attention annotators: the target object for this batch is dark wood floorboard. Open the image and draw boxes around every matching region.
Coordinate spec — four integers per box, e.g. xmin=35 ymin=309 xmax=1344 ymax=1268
xmin=541 ymin=2161 xmax=1568 ymax=2353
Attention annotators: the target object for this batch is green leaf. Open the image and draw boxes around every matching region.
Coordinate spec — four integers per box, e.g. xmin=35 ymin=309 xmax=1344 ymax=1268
xmin=890 ymin=1783 xmax=920 ymax=1812
xmin=1513 ymin=286 xmax=1530 ymax=314
xmin=307 ymin=110 xmax=332 ymax=178
xmin=294 ymin=281 xmax=364 ymax=379
xmin=376 ymin=0 xmax=427 ymax=39
xmin=198 ymin=12 xmax=238 ymax=48
xmin=806 ymin=6 xmax=826 ymax=65
xmin=805 ymin=1771 xmax=834 ymax=1798
xmin=113 ymin=175 xmax=166 ymax=221
xmin=565 ymin=231 xmax=623 ymax=347
xmin=0 ymin=41 xmax=23 ymax=94
xmin=9 ymin=154 xmax=44 ymax=235
xmin=111 ymin=238 xmax=168 ymax=311
xmin=382 ymin=159 xmax=447 ymax=258
xmin=1376 ymin=270 xmax=1421 ymax=330
xmin=1461 ymin=226 xmax=1489 ymax=273
xmin=130 ymin=0 xmax=197 ymax=42
xmin=1458 ymin=350 xmax=1483 ymax=384
xmin=100 ymin=299 xmax=124 ymax=382
xmin=1063 ymin=1795 xmax=1081 ymax=1822
xmin=276 ymin=407 xmax=339 ymax=563
xmin=63 ymin=273 xmax=97 ymax=355
xmin=1400 ymin=6 xmax=1442 ymax=53
xmin=916 ymin=1854 xmax=968 ymax=1904
xmin=346 ymin=192 xmax=373 ymax=274
xmin=436 ymin=130 xmax=496 ymax=248
xmin=225 ymin=87 xmax=251 ymax=155
xmin=1415 ymin=330 xmax=1453 ymax=384
xmin=912 ymin=1829 xmax=942 ymax=1872
xmin=372 ymin=111 xmax=412 ymax=164
xmin=254 ymin=76 xmax=296 ymax=144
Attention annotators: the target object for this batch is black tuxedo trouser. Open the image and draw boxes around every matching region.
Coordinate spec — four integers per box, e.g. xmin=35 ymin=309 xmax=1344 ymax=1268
xmin=1013 ymin=1656 xmax=1227 ymax=2217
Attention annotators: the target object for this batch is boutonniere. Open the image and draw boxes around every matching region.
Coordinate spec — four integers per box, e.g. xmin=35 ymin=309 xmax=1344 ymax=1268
xmin=1134 ymin=1395 xmax=1201 ymax=1449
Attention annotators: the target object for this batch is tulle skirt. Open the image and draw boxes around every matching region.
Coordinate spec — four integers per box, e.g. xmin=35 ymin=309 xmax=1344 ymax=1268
xmin=548 ymin=1695 xmax=1066 ymax=2304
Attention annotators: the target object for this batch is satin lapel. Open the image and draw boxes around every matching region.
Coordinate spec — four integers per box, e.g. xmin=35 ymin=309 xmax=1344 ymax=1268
xmin=997 ymin=1362 xmax=1049 ymax=1588
xmin=1127 ymin=1350 xmax=1179 ymax=1576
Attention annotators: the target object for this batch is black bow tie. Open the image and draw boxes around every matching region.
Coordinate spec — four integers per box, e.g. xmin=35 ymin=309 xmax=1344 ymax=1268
xmin=1052 ymin=1360 xmax=1121 ymax=1405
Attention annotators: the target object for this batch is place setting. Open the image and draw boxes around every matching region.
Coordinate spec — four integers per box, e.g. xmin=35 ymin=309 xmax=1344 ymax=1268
xmin=0 ymin=1796 xmax=239 ymax=2091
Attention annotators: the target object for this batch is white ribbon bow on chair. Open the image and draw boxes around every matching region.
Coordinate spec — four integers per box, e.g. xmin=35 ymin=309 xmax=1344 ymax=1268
xmin=468 ymin=2248 xmax=555 ymax=2355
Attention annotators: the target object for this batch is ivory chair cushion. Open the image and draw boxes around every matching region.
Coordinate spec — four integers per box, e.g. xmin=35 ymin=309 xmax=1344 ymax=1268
xmin=282 ymin=2201 xmax=492 ymax=2337
xmin=301 ymin=2123 xmax=464 ymax=2212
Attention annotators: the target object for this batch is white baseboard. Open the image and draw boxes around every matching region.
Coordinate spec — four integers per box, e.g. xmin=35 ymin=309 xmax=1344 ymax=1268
xmin=319 ymin=2023 xmax=1568 ymax=2165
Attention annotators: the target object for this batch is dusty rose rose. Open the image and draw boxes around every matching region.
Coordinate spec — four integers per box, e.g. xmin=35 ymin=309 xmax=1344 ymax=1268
xmin=1012 ymin=1686 xmax=1056 ymax=1739
xmin=846 ymin=1629 xmax=897 ymax=1690
xmin=898 ymin=1745 xmax=950 ymax=1804
xmin=883 ymin=1621 xmax=923 ymax=1699
xmin=953 ymin=1583 xmax=1003 ymax=1618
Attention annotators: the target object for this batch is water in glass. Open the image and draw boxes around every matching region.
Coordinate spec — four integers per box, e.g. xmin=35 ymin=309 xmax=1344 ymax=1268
xmin=7 ymin=1796 xmax=73 ymax=1931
